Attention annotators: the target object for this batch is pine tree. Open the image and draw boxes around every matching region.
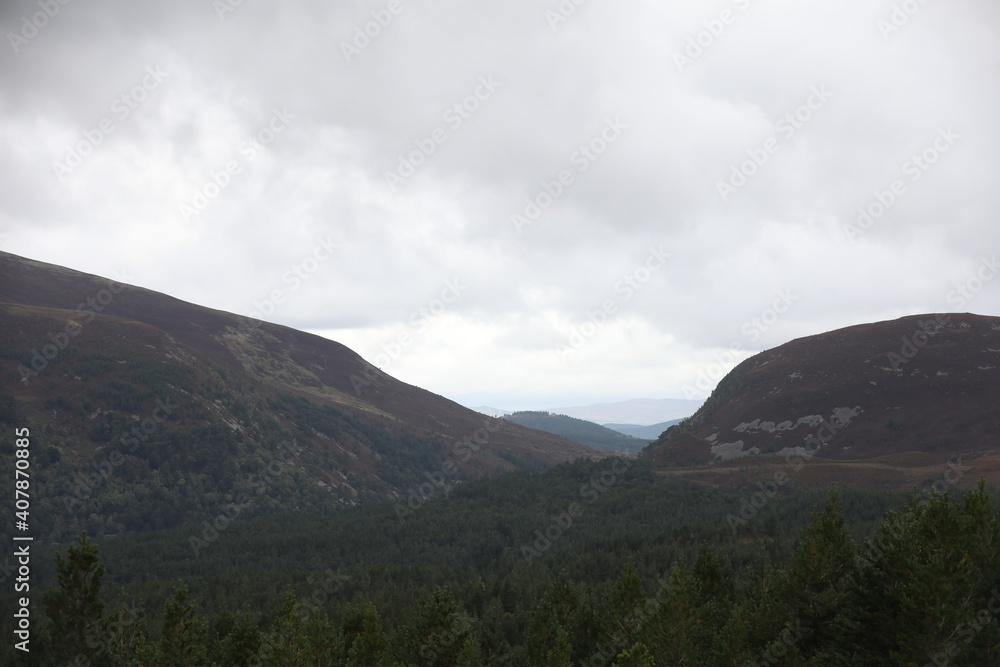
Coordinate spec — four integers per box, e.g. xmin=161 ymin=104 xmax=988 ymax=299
xmin=404 ymin=586 xmax=470 ymax=666
xmin=157 ymin=583 xmax=210 ymax=666
xmin=692 ymin=543 xmax=735 ymax=659
xmin=606 ymin=560 xmax=646 ymax=645
xmin=302 ymin=612 xmax=343 ymax=666
xmin=40 ymin=532 xmax=110 ymax=666
xmin=836 ymin=481 xmax=1000 ymax=664
xmin=782 ymin=487 xmax=858 ymax=658
xmin=455 ymin=634 xmax=482 ymax=667
xmin=652 ymin=562 xmax=699 ymax=662
xmin=262 ymin=588 xmax=309 ymax=666
xmin=208 ymin=609 xmax=262 ymax=667
xmin=344 ymin=601 xmax=396 ymax=666
xmin=101 ymin=595 xmax=149 ymax=665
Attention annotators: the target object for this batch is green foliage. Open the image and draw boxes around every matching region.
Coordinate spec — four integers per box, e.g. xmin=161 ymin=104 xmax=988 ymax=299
xmin=833 ymin=480 xmax=1000 ymax=664
xmin=14 ymin=471 xmax=1000 ymax=666
xmin=506 ymin=411 xmax=650 ymax=452
xmin=344 ymin=601 xmax=396 ymax=666
xmin=38 ymin=532 xmax=109 ymax=665
xmin=94 ymin=379 xmax=154 ymax=412
xmin=206 ymin=609 xmax=263 ymax=665
xmin=0 ymin=393 xmax=21 ymax=425
xmin=132 ymin=357 xmax=192 ymax=394
xmin=75 ymin=352 xmax=117 ymax=380
xmin=782 ymin=487 xmax=859 ymax=658
xmin=154 ymin=584 xmax=211 ymax=666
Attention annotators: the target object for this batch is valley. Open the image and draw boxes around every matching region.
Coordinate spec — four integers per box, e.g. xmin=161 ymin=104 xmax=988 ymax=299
xmin=1 ymin=251 xmax=998 ymax=665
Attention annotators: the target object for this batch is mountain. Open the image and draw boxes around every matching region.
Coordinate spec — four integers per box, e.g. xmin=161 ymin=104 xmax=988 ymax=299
xmin=505 ymin=411 xmax=650 ymax=453
xmin=0 ymin=251 xmax=601 ymax=540
xmin=645 ymin=313 xmax=1000 ymax=490
xmin=549 ymin=397 xmax=699 ymax=425
xmin=603 ymin=418 xmax=685 ymax=440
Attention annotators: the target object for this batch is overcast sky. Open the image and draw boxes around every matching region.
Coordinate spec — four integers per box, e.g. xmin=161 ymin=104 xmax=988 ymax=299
xmin=2 ymin=0 xmax=998 ymax=412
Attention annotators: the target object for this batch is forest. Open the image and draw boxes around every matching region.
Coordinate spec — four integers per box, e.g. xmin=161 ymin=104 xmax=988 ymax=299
xmin=505 ymin=412 xmax=650 ymax=453
xmin=4 ymin=456 xmax=998 ymax=665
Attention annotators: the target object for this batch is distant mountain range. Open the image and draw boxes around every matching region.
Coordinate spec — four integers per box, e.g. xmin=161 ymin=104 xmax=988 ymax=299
xmin=470 ymin=406 xmax=687 ymax=443
xmin=504 ymin=411 xmax=650 ymax=453
xmin=603 ymin=419 xmax=685 ymax=440
xmin=470 ymin=400 xmax=698 ymax=427
xmin=0 ymin=251 xmax=601 ymax=541
xmin=549 ymin=398 xmax=700 ymax=425
xmin=647 ymin=313 xmax=1000 ymax=491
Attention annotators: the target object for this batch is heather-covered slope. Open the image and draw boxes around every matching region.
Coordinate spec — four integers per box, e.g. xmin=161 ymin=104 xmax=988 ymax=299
xmin=646 ymin=313 xmax=1000 ymax=490
xmin=0 ymin=251 xmax=600 ymax=540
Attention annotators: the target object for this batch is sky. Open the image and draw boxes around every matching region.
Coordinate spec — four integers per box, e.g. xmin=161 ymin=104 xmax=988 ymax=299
xmin=2 ymin=0 xmax=998 ymax=412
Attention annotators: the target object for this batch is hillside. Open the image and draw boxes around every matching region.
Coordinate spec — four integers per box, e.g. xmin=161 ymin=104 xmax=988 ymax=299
xmin=0 ymin=251 xmax=601 ymax=541
xmin=645 ymin=312 xmax=1000 ymax=490
xmin=505 ymin=411 xmax=650 ymax=453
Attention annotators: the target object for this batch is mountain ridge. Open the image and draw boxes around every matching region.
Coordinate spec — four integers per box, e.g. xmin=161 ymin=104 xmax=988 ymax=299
xmin=0 ymin=251 xmax=602 ymax=540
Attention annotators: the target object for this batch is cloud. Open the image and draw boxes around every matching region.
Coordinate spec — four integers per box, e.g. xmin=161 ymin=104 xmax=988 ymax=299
xmin=2 ymin=0 xmax=998 ymax=408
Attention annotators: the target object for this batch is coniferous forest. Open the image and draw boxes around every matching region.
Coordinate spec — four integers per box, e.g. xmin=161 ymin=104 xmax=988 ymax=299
xmin=3 ymin=457 xmax=998 ymax=665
